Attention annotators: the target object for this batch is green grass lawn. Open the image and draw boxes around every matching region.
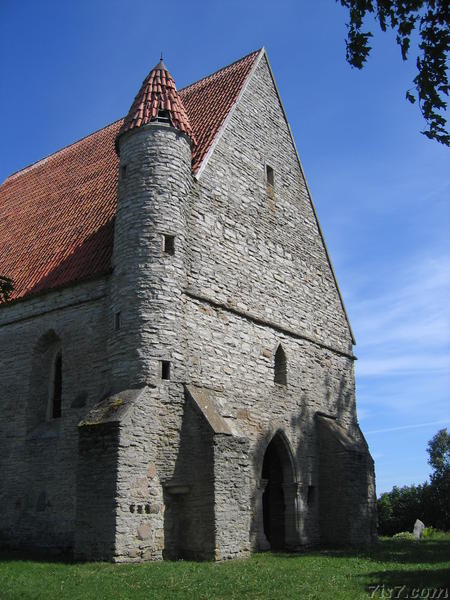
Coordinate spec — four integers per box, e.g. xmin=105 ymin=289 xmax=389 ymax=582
xmin=0 ymin=536 xmax=449 ymax=599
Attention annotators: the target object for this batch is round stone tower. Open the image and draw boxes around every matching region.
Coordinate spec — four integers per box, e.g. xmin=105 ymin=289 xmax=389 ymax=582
xmin=108 ymin=58 xmax=195 ymax=391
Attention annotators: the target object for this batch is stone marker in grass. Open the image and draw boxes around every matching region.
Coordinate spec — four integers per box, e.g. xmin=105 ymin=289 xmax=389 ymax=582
xmin=413 ymin=519 xmax=425 ymax=539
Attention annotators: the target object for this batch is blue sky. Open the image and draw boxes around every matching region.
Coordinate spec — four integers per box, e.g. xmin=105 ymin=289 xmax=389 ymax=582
xmin=1 ymin=0 xmax=448 ymax=494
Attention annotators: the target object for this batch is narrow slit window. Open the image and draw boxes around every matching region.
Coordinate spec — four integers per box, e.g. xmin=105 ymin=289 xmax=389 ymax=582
xmin=121 ymin=165 xmax=127 ymax=179
xmin=163 ymin=234 xmax=175 ymax=256
xmin=51 ymin=353 xmax=62 ymax=418
xmin=274 ymin=344 xmax=287 ymax=386
xmin=307 ymin=485 xmax=315 ymax=506
xmin=266 ymin=164 xmax=274 ymax=187
xmin=114 ymin=312 xmax=121 ymax=331
xmin=161 ymin=360 xmax=171 ymax=380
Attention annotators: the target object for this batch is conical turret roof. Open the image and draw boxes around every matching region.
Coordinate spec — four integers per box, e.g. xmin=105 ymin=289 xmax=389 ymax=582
xmin=116 ymin=58 xmax=195 ymax=150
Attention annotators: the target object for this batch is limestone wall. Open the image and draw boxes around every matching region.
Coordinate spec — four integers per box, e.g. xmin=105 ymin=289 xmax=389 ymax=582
xmin=187 ymin=53 xmax=353 ymax=355
xmin=110 ymin=125 xmax=192 ymax=391
xmin=0 ymin=279 xmax=110 ymax=552
xmin=182 ymin=295 xmax=359 ymax=549
xmin=178 ymin=52 xmax=373 ymax=551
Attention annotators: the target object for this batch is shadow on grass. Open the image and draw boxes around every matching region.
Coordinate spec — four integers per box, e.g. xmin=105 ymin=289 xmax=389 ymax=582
xmin=271 ymin=538 xmax=450 ymax=565
xmin=1 ymin=538 xmax=449 ymax=568
xmin=0 ymin=548 xmax=76 ymax=564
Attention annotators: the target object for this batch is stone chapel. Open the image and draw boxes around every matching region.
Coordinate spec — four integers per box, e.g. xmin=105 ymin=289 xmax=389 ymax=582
xmin=0 ymin=48 xmax=377 ymax=561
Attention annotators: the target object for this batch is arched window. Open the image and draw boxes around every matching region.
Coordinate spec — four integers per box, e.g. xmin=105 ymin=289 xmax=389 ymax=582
xmin=50 ymin=352 xmax=62 ymax=419
xmin=274 ymin=344 xmax=287 ymax=386
xmin=27 ymin=330 xmax=62 ymax=432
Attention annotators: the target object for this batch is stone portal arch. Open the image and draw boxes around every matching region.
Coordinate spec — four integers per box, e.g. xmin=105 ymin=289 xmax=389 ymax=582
xmin=257 ymin=430 xmax=298 ymax=551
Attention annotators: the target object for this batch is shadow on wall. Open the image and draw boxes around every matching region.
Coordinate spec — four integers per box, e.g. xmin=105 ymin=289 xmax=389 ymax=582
xmin=11 ymin=330 xmax=73 ymax=553
xmin=74 ymin=421 xmax=119 ymax=561
xmin=316 ymin=413 xmax=377 ymax=546
xmin=163 ymin=391 xmax=215 ymax=561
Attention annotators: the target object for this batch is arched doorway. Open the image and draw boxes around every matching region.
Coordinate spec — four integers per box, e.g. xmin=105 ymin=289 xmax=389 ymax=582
xmin=260 ymin=432 xmax=297 ymax=550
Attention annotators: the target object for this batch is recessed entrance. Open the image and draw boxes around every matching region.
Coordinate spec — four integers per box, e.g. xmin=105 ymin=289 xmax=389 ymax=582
xmin=262 ymin=439 xmax=285 ymax=549
xmin=260 ymin=432 xmax=297 ymax=551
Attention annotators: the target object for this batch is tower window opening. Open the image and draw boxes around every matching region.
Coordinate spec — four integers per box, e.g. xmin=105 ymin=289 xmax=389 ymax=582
xmin=163 ymin=234 xmax=175 ymax=256
xmin=51 ymin=353 xmax=62 ymax=419
xmin=161 ymin=360 xmax=171 ymax=380
xmin=114 ymin=312 xmax=121 ymax=331
xmin=274 ymin=344 xmax=287 ymax=386
xmin=266 ymin=164 xmax=274 ymax=188
xmin=121 ymin=165 xmax=127 ymax=179
xmin=152 ymin=109 xmax=172 ymax=124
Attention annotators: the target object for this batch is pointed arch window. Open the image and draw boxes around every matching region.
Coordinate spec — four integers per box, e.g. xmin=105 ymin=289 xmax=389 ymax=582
xmin=274 ymin=344 xmax=287 ymax=386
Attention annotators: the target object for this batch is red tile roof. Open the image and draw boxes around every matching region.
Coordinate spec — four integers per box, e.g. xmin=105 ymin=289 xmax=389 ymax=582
xmin=0 ymin=50 xmax=260 ymax=304
xmin=117 ymin=59 xmax=195 ymax=148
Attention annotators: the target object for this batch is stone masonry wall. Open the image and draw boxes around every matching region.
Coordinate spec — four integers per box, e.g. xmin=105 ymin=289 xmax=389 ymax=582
xmin=110 ymin=125 xmax=192 ymax=391
xmin=317 ymin=417 xmax=377 ymax=545
xmin=74 ymin=422 xmax=119 ymax=560
xmin=182 ymin=296 xmax=359 ymax=548
xmin=0 ymin=278 xmax=110 ymax=552
xmin=213 ymin=434 xmax=251 ymax=560
xmin=180 ymin=52 xmax=374 ymax=550
xmin=186 ymin=53 xmax=353 ymax=355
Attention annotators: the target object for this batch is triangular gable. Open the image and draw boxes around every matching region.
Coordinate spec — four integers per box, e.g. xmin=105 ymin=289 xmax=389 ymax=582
xmin=197 ymin=48 xmax=355 ymax=343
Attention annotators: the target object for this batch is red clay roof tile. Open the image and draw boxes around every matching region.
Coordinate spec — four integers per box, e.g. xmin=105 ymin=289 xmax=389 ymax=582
xmin=0 ymin=49 xmax=260 ymax=304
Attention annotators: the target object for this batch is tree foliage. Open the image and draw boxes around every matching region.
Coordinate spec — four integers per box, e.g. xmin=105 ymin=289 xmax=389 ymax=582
xmin=378 ymin=484 xmax=428 ymax=535
xmin=427 ymin=427 xmax=450 ymax=476
xmin=338 ymin=1 xmax=450 ymax=146
xmin=0 ymin=276 xmax=13 ymax=303
xmin=377 ymin=428 xmax=450 ymax=534
xmin=426 ymin=428 xmax=450 ymax=530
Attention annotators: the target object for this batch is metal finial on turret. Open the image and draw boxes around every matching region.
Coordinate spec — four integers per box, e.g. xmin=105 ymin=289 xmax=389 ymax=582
xmin=154 ymin=53 xmax=167 ymax=71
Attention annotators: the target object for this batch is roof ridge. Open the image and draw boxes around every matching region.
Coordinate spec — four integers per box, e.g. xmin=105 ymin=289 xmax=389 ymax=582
xmin=2 ymin=118 xmax=123 ymax=185
xmin=179 ymin=48 xmax=262 ymax=93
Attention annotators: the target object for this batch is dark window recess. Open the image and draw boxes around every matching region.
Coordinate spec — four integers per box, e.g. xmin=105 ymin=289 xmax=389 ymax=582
xmin=52 ymin=353 xmax=62 ymax=418
xmin=266 ymin=164 xmax=274 ymax=187
xmin=152 ymin=109 xmax=171 ymax=124
xmin=307 ymin=485 xmax=315 ymax=506
xmin=274 ymin=344 xmax=287 ymax=386
xmin=115 ymin=312 xmax=121 ymax=331
xmin=161 ymin=360 xmax=171 ymax=380
xmin=163 ymin=235 xmax=175 ymax=255
xmin=121 ymin=165 xmax=127 ymax=179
